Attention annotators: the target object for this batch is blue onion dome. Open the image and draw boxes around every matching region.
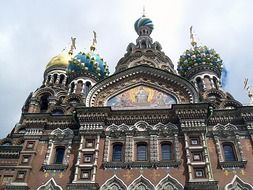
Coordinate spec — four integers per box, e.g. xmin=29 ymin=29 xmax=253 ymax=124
xmin=134 ymin=15 xmax=154 ymax=35
xmin=177 ymin=45 xmax=223 ymax=79
xmin=46 ymin=52 xmax=72 ymax=71
xmin=67 ymin=51 xmax=109 ymax=81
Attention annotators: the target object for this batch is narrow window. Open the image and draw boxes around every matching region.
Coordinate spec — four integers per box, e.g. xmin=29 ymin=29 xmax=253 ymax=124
xmin=55 ymin=147 xmax=65 ymax=164
xmin=112 ymin=144 xmax=123 ymax=161
xmin=161 ymin=143 xmax=172 ymax=160
xmin=196 ymin=77 xmax=204 ymax=91
xmin=137 ymin=143 xmax=147 ymax=161
xmin=40 ymin=94 xmax=50 ymax=111
xmin=59 ymin=74 xmax=65 ymax=84
xmin=223 ymin=143 xmax=236 ymax=161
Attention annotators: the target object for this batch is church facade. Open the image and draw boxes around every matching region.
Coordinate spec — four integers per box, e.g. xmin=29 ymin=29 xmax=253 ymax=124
xmin=0 ymin=14 xmax=253 ymax=190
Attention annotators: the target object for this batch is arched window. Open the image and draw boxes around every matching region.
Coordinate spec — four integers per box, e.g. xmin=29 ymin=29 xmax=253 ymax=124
xmin=40 ymin=94 xmax=50 ymax=112
xmin=137 ymin=143 xmax=148 ymax=161
xmin=112 ymin=143 xmax=123 ymax=161
xmin=47 ymin=75 xmax=51 ymax=84
xmin=85 ymin=81 xmax=92 ymax=96
xmin=53 ymin=74 xmax=58 ymax=84
xmin=204 ymin=76 xmax=212 ymax=89
xmin=54 ymin=147 xmax=65 ymax=164
xmin=196 ymin=77 xmax=204 ymax=91
xmin=70 ymin=82 xmax=75 ymax=93
xmin=223 ymin=143 xmax=237 ymax=161
xmin=161 ymin=143 xmax=172 ymax=160
xmin=59 ymin=75 xmax=65 ymax=84
xmin=213 ymin=77 xmax=219 ymax=89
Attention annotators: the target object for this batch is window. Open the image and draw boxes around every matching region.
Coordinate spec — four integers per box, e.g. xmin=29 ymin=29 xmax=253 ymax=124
xmin=190 ymin=137 xmax=200 ymax=146
xmin=161 ymin=143 xmax=172 ymax=160
xmin=22 ymin=155 xmax=30 ymax=164
xmin=16 ymin=171 xmax=26 ymax=181
xmin=26 ymin=141 xmax=35 ymax=149
xmin=137 ymin=143 xmax=148 ymax=161
xmin=194 ymin=168 xmax=205 ymax=178
xmin=2 ymin=175 xmax=13 ymax=185
xmin=54 ymin=147 xmax=65 ymax=164
xmin=83 ymin=154 xmax=93 ymax=163
xmin=192 ymin=152 xmax=202 ymax=161
xmin=80 ymin=169 xmax=91 ymax=179
xmin=223 ymin=143 xmax=237 ymax=161
xmin=112 ymin=144 xmax=123 ymax=161
xmin=85 ymin=139 xmax=95 ymax=148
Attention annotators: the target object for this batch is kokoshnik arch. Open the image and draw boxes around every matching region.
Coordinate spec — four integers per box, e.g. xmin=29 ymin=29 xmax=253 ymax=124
xmin=0 ymin=13 xmax=253 ymax=190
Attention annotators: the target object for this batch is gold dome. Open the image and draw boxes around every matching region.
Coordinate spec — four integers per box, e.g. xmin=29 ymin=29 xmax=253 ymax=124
xmin=46 ymin=52 xmax=72 ymax=69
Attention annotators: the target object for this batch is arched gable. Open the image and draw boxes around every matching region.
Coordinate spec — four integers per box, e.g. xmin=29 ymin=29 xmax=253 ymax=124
xmin=37 ymin=177 xmax=63 ymax=190
xmin=156 ymin=173 xmax=184 ymax=190
xmin=86 ymin=66 xmax=198 ymax=108
xmin=100 ymin=175 xmax=127 ymax=190
xmin=128 ymin=175 xmax=155 ymax=190
xmin=225 ymin=175 xmax=253 ymax=190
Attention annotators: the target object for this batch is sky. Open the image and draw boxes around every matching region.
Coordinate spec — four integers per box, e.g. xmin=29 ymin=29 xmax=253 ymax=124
xmin=1 ymin=0 xmax=253 ymax=138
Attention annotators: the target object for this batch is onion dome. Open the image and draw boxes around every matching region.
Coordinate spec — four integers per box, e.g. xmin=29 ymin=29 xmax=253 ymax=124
xmin=134 ymin=15 xmax=154 ymax=36
xmin=177 ymin=45 xmax=223 ymax=79
xmin=46 ymin=52 xmax=72 ymax=71
xmin=67 ymin=51 xmax=109 ymax=81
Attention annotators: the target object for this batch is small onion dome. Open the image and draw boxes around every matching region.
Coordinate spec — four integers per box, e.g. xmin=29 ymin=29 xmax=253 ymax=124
xmin=67 ymin=51 xmax=109 ymax=80
xmin=46 ymin=52 xmax=72 ymax=70
xmin=134 ymin=15 xmax=154 ymax=35
xmin=177 ymin=45 xmax=223 ymax=78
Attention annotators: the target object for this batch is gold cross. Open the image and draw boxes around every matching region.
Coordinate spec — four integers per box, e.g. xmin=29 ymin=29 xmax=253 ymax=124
xmin=224 ymin=170 xmax=229 ymax=176
xmin=152 ymin=170 xmax=161 ymax=182
xmin=59 ymin=172 xmax=64 ymax=178
xmin=123 ymin=170 xmax=134 ymax=182
xmin=44 ymin=172 xmax=49 ymax=178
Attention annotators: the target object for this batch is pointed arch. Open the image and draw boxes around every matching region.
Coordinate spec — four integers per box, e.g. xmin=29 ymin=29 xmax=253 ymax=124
xmin=37 ymin=178 xmax=63 ymax=190
xmin=156 ymin=173 xmax=184 ymax=190
xmin=100 ymin=175 xmax=127 ymax=190
xmin=128 ymin=175 xmax=155 ymax=190
xmin=225 ymin=175 xmax=253 ymax=190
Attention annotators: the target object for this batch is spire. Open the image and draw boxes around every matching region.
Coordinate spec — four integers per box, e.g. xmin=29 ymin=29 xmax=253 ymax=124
xmin=190 ymin=26 xmax=197 ymax=47
xmin=142 ymin=5 xmax=146 ymax=17
xmin=90 ymin=31 xmax=97 ymax=51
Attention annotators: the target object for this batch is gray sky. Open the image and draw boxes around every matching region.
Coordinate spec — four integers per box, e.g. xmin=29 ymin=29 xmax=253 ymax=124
xmin=1 ymin=0 xmax=253 ymax=138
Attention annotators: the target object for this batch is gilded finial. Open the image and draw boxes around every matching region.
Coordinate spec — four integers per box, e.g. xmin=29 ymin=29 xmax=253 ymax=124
xmin=190 ymin=26 xmax=197 ymax=47
xmin=69 ymin=37 xmax=76 ymax=55
xmin=90 ymin=31 xmax=97 ymax=51
xmin=244 ymin=78 xmax=253 ymax=106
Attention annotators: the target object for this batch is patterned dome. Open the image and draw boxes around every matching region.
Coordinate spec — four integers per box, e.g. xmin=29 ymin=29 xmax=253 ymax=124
xmin=177 ymin=45 xmax=223 ymax=78
xmin=134 ymin=16 xmax=154 ymax=35
xmin=46 ymin=52 xmax=72 ymax=70
xmin=67 ymin=51 xmax=109 ymax=80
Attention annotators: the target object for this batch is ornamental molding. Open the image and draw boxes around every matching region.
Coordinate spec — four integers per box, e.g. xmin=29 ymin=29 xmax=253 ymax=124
xmin=33 ymin=87 xmax=56 ymax=98
xmin=212 ymin=123 xmax=238 ymax=137
xmin=37 ymin=177 xmax=63 ymax=190
xmin=105 ymin=121 xmax=178 ymax=136
xmin=224 ymin=175 xmax=253 ymax=190
xmin=86 ymin=66 xmax=198 ymax=107
xmin=49 ymin=128 xmax=74 ymax=142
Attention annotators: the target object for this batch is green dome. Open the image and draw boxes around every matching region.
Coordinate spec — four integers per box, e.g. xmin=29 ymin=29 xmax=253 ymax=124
xmin=134 ymin=16 xmax=154 ymax=35
xmin=67 ymin=51 xmax=109 ymax=80
xmin=177 ymin=45 xmax=223 ymax=78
